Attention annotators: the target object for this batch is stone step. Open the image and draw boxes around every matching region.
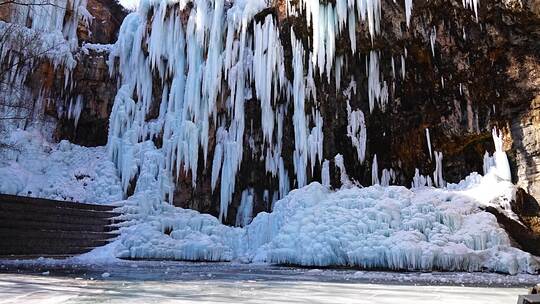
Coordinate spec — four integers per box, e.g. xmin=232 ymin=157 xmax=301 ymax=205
xmin=0 ymin=201 xmax=121 ymax=219
xmin=0 ymin=211 xmax=120 ymax=226
xmin=0 ymin=227 xmax=119 ymax=241
xmin=0 ymin=193 xmax=117 ymax=211
xmin=0 ymin=218 xmax=118 ymax=232
xmin=0 ymin=240 xmax=107 ymax=255
xmin=0 ymin=194 xmax=122 ymax=257
xmin=1 ymin=236 xmax=112 ymax=249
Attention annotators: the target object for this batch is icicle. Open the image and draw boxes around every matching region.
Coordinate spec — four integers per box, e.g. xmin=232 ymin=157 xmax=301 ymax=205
xmin=368 ymin=50 xmax=382 ymax=113
xmin=291 ymin=30 xmax=321 ymax=188
xmin=372 ymin=154 xmax=380 ymax=185
xmin=346 ymin=102 xmax=367 ymax=163
xmin=381 ymin=168 xmax=392 ymax=186
xmin=492 ymin=128 xmax=511 ymax=181
xmin=412 ymin=168 xmax=431 ymax=188
xmin=404 ymin=0 xmax=413 ymax=27
xmin=334 ymin=154 xmax=351 ymax=187
xmin=68 ymin=95 xmax=84 ymax=128
xmin=391 ymin=57 xmax=396 ymax=79
xmin=463 ymin=0 xmax=479 ymax=21
xmin=401 ymin=55 xmax=406 ymax=79
xmin=291 ymin=29 xmax=309 ymax=188
xmin=425 ymin=128 xmax=432 ymax=160
xmin=430 ymin=26 xmax=436 ymax=57
xmin=291 ymin=0 xmax=382 ymax=77
xmin=483 ymin=151 xmax=495 ymax=175
xmin=252 ymin=16 xmax=286 ymax=145
xmin=322 ymin=159 xmax=331 ymax=188
xmin=235 ymin=188 xmax=254 ymax=227
xmin=433 ymin=151 xmax=445 ymax=188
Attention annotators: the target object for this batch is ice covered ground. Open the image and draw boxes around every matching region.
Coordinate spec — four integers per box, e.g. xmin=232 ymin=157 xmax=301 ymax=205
xmin=0 ymin=261 xmax=535 ymax=304
xmin=0 ymin=129 xmax=123 ymax=204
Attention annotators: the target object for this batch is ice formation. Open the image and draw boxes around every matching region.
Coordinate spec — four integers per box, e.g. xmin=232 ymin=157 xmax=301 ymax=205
xmin=7 ymin=0 xmax=91 ymax=48
xmin=483 ymin=151 xmax=495 ymax=175
xmin=0 ymin=0 xmax=88 ymax=137
xmin=346 ymin=101 xmax=367 ymax=163
xmin=367 ymin=51 xmax=388 ymax=112
xmin=106 ymin=0 xmax=400 ymax=220
xmin=321 ymin=160 xmax=331 ymax=188
xmin=1 ymin=0 xmax=536 ymax=276
xmin=433 ymin=151 xmax=445 ymax=188
xmin=412 ymin=168 xmax=433 ymax=188
xmin=67 ymin=95 xmax=84 ymax=128
xmin=380 ymin=168 xmax=396 ymax=186
xmin=371 ymin=154 xmax=379 ymax=185
xmin=235 ymin=188 xmax=255 ymax=227
xmin=107 ymin=174 xmax=538 ymax=275
xmin=99 ymin=0 xmax=504 ymax=223
xmin=491 ymin=128 xmax=511 ymax=181
xmin=430 ymin=26 xmax=436 ymax=57
xmin=0 ymin=129 xmax=122 ymax=203
xmin=425 ymin=128 xmax=432 ymax=160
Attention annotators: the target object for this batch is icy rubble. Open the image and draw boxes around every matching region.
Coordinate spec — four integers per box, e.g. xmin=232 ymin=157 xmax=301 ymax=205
xmin=0 ymin=129 xmax=123 ymax=203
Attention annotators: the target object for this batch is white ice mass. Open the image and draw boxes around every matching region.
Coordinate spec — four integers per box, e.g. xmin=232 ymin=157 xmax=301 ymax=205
xmin=91 ymin=168 xmax=538 ymax=275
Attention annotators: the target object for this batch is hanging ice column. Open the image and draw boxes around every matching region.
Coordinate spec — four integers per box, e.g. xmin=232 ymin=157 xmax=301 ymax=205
xmin=287 ymin=0 xmax=383 ymax=78
xmin=290 ymin=30 xmax=322 ymax=189
xmin=491 ymin=128 xmax=511 ymax=181
xmin=252 ymin=16 xmax=287 ymax=145
xmin=433 ymin=151 xmax=445 ymax=188
xmin=425 ymin=128 xmax=432 ymax=160
xmin=346 ymin=104 xmax=367 ymax=163
xmin=367 ymin=51 xmax=388 ymax=113
xmin=108 ymin=0 xmax=300 ymax=221
xmin=372 ymin=154 xmax=379 ymax=185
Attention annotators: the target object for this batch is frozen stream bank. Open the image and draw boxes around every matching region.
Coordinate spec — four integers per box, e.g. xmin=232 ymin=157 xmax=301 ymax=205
xmin=0 ymin=261 xmax=536 ymax=303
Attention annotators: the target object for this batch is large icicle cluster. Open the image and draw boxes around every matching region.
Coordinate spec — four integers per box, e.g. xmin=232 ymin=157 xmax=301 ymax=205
xmin=7 ymin=0 xmax=92 ymax=48
xmin=108 ymin=0 xmax=326 ymax=220
xmin=106 ymin=0 xmax=491 ymax=221
xmin=108 ymin=0 xmax=295 ymax=219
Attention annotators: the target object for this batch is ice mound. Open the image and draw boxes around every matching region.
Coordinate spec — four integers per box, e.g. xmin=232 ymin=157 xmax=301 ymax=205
xmin=109 ymin=176 xmax=538 ymax=275
xmin=249 ymin=183 xmax=535 ymax=274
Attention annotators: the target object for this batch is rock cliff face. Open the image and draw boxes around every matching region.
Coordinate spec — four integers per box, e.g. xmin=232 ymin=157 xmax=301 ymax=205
xmin=0 ymin=0 xmax=126 ymax=145
xmin=53 ymin=46 xmax=118 ymax=146
xmin=4 ymin=0 xmax=540 ymax=230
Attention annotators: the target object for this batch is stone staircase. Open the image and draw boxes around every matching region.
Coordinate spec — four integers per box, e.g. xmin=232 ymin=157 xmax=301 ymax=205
xmin=0 ymin=194 xmax=121 ymax=258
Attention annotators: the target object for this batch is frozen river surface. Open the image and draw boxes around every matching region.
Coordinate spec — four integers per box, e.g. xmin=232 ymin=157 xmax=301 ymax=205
xmin=0 ymin=260 xmax=536 ymax=303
